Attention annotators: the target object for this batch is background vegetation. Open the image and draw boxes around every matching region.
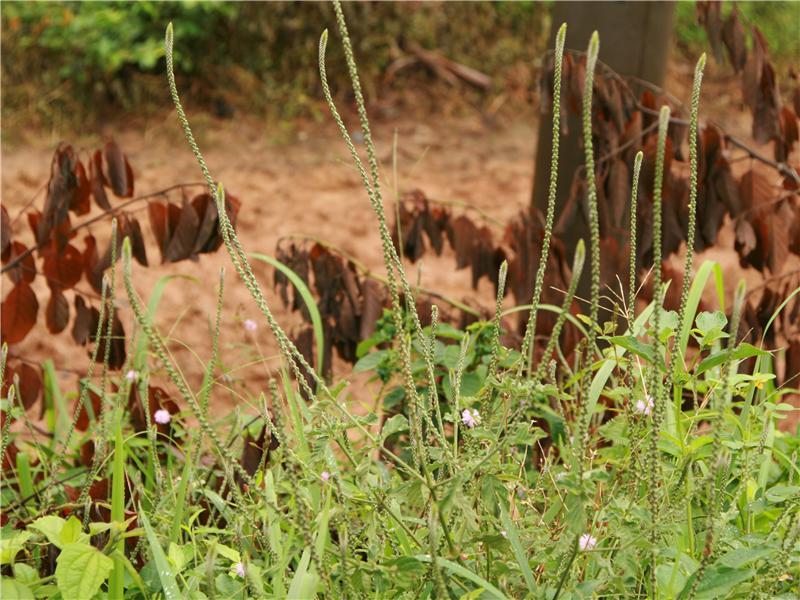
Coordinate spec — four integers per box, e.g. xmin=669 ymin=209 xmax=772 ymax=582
xmin=3 ymin=1 xmax=798 ymax=130
xmin=1 ymin=1 xmax=547 ymax=127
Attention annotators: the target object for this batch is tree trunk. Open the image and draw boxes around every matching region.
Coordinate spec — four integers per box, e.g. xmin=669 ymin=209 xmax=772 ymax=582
xmin=531 ymin=1 xmax=675 ymax=289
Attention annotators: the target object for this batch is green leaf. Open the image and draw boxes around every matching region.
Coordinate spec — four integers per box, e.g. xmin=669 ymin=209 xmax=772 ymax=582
xmin=28 ymin=516 xmax=67 ymax=549
xmin=679 ymin=565 xmax=756 ymax=599
xmin=214 ymin=543 xmax=240 ymax=563
xmin=12 ymin=563 xmax=38 ymax=586
xmin=381 ymin=414 xmax=409 ymax=441
xmin=499 ymin=504 xmax=537 ymax=594
xmin=0 ymin=531 xmax=31 ymax=565
xmin=765 ymin=485 xmax=800 ymax=503
xmin=0 ymin=578 xmax=35 ymax=600
xmin=287 ymin=549 xmax=318 ymax=599
xmin=694 ymin=311 xmax=728 ymax=345
xmin=168 ymin=542 xmax=192 ymax=572
xmin=718 ymin=545 xmax=775 ymax=568
xmin=414 ymin=555 xmax=510 ymax=599
xmin=607 ymin=335 xmax=657 ymax=363
xmin=678 ymin=261 xmax=726 ymax=355
xmin=55 ymin=543 xmax=113 ymax=600
xmin=353 ymin=350 xmax=388 ymax=373
xmin=696 ymin=343 xmax=769 ymax=376
xmin=59 ymin=516 xmax=84 ymax=546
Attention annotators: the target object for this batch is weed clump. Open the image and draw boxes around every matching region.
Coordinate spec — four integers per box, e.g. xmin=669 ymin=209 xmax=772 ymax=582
xmin=1 ymin=2 xmax=798 ymax=599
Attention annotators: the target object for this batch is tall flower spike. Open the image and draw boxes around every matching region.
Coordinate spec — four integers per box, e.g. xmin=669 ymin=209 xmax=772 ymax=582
xmin=576 ymin=31 xmax=601 ymax=467
xmin=627 ymin=151 xmax=644 ymax=325
xmin=650 ymin=105 xmax=671 ymax=429
xmin=166 ymin=24 xmax=325 ymax=398
xmin=672 ymin=54 xmax=706 ymax=379
xmin=520 ymin=23 xmax=567 ymax=376
xmin=535 ymin=240 xmax=585 ymax=383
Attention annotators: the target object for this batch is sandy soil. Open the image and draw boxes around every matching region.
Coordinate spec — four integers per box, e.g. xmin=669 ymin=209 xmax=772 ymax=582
xmin=2 ymin=64 xmax=797 ymax=430
xmin=2 ymin=108 xmax=542 ymax=413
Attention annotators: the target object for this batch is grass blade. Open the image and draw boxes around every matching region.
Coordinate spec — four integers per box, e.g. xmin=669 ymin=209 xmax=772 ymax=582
xmin=109 ymin=410 xmax=126 ymax=599
xmin=500 ymin=504 xmax=537 ymax=594
xmin=250 ymin=252 xmax=325 ymax=379
xmin=415 ymin=555 xmax=510 ymax=599
xmin=139 ymin=508 xmax=182 ymax=600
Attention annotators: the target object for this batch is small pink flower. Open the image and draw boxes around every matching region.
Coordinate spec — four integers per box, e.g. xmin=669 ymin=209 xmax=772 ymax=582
xmin=233 ymin=562 xmax=245 ymax=578
xmin=579 ymin=533 xmax=597 ymax=551
xmin=461 ymin=408 xmax=481 ymax=428
xmin=243 ymin=319 xmax=257 ymax=332
xmin=125 ymin=370 xmax=137 ymax=382
xmin=635 ymin=395 xmax=654 ymax=416
xmin=154 ymin=409 xmax=171 ymax=425
xmin=321 ymin=471 xmax=330 ymax=483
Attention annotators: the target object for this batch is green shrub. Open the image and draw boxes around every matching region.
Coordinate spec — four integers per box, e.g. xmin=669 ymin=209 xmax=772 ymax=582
xmin=1 ymin=1 xmax=546 ymax=126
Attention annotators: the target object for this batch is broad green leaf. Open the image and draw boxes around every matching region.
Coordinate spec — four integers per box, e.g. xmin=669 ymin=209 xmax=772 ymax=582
xmin=718 ymin=545 xmax=775 ymax=568
xmin=12 ymin=563 xmax=38 ymax=586
xmin=679 ymin=565 xmax=756 ymax=599
xmin=59 ymin=516 xmax=84 ymax=546
xmin=607 ymin=335 xmax=657 ymax=363
xmin=765 ymin=485 xmax=800 ymax=503
xmin=55 ymin=543 xmax=113 ymax=600
xmin=381 ymin=414 xmax=409 ymax=441
xmin=168 ymin=542 xmax=192 ymax=572
xmin=0 ymin=531 xmax=31 ymax=565
xmin=695 ymin=310 xmax=726 ymax=335
xmin=696 ymin=343 xmax=769 ymax=376
xmin=0 ymin=578 xmax=35 ymax=600
xmin=28 ymin=516 xmax=67 ymax=549
xmin=214 ymin=543 xmax=240 ymax=563
xmin=353 ymin=350 xmax=389 ymax=373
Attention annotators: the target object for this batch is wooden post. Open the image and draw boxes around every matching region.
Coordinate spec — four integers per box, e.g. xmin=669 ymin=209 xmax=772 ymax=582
xmin=531 ymin=1 xmax=675 ymax=270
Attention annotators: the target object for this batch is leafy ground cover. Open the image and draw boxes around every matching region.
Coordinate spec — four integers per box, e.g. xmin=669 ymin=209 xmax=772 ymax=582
xmin=1 ymin=1 xmax=799 ymax=598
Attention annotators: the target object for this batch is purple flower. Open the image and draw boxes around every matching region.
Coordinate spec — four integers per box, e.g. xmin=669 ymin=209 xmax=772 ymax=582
xmin=579 ymin=533 xmax=597 ymax=551
xmin=461 ymin=408 xmax=481 ymax=428
xmin=233 ymin=562 xmax=245 ymax=578
xmin=321 ymin=471 xmax=330 ymax=483
xmin=153 ymin=409 xmax=171 ymax=425
xmin=635 ymin=395 xmax=654 ymax=416
xmin=125 ymin=369 xmax=137 ymax=382
xmin=243 ymin=319 xmax=257 ymax=332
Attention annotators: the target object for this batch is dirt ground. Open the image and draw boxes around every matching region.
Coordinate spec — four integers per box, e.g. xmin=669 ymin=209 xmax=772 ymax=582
xmin=2 ymin=62 xmax=798 ymax=429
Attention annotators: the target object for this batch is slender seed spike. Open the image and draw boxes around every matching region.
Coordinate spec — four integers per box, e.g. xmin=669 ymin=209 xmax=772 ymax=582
xmin=626 ymin=151 xmax=644 ymax=397
xmin=520 ymin=22 xmax=567 ymax=376
xmin=628 ymin=151 xmax=644 ymax=321
xmin=576 ymin=29 xmax=601 ymax=467
xmin=650 ymin=104 xmax=671 ymax=425
xmin=675 ymin=54 xmax=706 ymax=356
xmin=535 ymin=239 xmax=586 ymax=382
xmin=489 ymin=260 xmax=509 ymax=378
xmin=588 ymin=31 xmax=600 ymax=61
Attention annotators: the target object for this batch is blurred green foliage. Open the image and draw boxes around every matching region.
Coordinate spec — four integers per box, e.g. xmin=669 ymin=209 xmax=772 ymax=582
xmin=1 ymin=1 xmax=546 ymax=127
xmin=2 ymin=1 xmax=796 ymax=130
xmin=674 ymin=1 xmax=800 ymax=68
